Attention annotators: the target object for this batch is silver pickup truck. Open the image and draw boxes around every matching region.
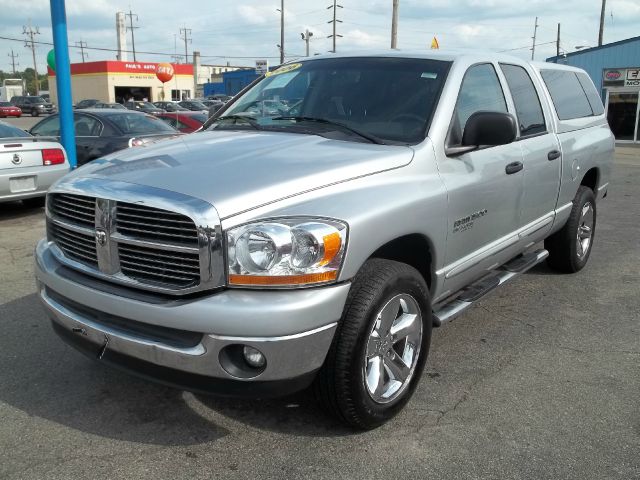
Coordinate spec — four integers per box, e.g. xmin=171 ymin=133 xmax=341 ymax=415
xmin=34 ymin=52 xmax=614 ymax=429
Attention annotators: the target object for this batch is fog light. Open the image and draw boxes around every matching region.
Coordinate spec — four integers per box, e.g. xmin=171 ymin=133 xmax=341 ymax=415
xmin=243 ymin=346 xmax=266 ymax=368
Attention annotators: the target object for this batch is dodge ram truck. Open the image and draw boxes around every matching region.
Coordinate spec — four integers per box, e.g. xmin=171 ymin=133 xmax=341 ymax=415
xmin=35 ymin=52 xmax=614 ymax=429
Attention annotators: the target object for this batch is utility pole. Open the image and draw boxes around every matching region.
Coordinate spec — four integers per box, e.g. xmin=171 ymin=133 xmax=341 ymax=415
xmin=391 ymin=0 xmax=399 ymax=49
xmin=23 ymin=19 xmax=40 ymax=94
xmin=8 ymin=50 xmax=19 ymax=74
xmin=75 ymin=40 xmax=88 ymax=62
xmin=556 ymin=23 xmax=561 ymax=61
xmin=125 ymin=10 xmax=139 ymax=62
xmin=598 ymin=0 xmax=606 ymax=46
xmin=179 ymin=27 xmax=192 ymax=68
xmin=301 ymin=29 xmax=313 ymax=57
xmin=327 ymin=0 xmax=343 ymax=53
xmin=530 ymin=16 xmax=539 ymax=61
xmin=171 ymin=34 xmax=182 ymax=63
xmin=280 ymin=0 xmax=285 ymax=64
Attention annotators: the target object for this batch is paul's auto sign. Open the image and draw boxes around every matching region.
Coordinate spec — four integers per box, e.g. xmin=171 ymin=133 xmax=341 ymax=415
xmin=603 ymin=68 xmax=640 ymax=87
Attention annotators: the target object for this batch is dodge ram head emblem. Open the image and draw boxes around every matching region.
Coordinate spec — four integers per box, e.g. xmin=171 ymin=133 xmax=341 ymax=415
xmin=12 ymin=153 xmax=21 ymax=165
xmin=95 ymin=229 xmax=107 ymax=246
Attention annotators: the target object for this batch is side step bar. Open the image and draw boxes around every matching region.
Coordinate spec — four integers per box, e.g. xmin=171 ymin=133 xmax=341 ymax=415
xmin=432 ymin=249 xmax=549 ymax=327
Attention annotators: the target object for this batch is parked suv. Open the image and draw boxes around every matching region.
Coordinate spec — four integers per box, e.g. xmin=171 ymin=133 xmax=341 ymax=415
xmin=10 ymin=96 xmax=56 ymax=116
xmin=35 ymin=52 xmax=614 ymax=429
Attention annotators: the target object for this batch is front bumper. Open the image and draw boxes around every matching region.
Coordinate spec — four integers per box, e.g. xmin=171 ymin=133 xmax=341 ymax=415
xmin=0 ymin=164 xmax=69 ymax=203
xmin=35 ymin=239 xmax=350 ymax=395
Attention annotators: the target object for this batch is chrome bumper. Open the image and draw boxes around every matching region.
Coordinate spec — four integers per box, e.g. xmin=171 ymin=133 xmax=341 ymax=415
xmin=35 ymin=239 xmax=349 ymax=386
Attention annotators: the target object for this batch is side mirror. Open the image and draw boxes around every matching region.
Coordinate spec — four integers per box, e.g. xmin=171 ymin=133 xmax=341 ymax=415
xmin=446 ymin=111 xmax=517 ymax=156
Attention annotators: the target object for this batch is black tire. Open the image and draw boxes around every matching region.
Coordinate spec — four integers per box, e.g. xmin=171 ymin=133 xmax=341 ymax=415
xmin=315 ymin=258 xmax=432 ymax=429
xmin=22 ymin=196 xmax=45 ymax=208
xmin=545 ymin=186 xmax=596 ymax=273
xmin=31 ymin=108 xmax=39 ymax=117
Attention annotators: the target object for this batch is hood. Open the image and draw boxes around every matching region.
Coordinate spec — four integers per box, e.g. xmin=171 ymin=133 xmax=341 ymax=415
xmin=63 ymin=130 xmax=414 ymax=219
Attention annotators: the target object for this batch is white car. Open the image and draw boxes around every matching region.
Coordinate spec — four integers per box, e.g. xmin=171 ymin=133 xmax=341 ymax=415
xmin=0 ymin=121 xmax=70 ymax=207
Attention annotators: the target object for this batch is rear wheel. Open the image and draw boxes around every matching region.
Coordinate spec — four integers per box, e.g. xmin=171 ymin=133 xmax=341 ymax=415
xmin=315 ymin=258 xmax=432 ymax=429
xmin=545 ymin=186 xmax=596 ymax=273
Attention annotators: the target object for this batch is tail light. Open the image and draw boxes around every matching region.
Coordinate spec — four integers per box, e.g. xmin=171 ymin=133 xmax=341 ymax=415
xmin=41 ymin=148 xmax=65 ymax=166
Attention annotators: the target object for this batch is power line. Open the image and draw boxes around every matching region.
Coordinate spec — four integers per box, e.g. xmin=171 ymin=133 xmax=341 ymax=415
xmin=179 ymin=27 xmax=192 ymax=64
xmin=7 ymin=49 xmax=19 ymax=74
xmin=327 ymin=0 xmax=343 ymax=53
xmin=125 ymin=10 xmax=139 ymax=62
xmin=75 ymin=40 xmax=88 ymax=62
xmin=23 ymin=19 xmax=40 ymax=94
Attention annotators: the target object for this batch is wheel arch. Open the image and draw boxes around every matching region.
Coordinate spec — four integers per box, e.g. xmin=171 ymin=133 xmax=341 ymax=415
xmin=369 ymin=233 xmax=435 ymax=292
xmin=580 ymin=167 xmax=599 ymax=193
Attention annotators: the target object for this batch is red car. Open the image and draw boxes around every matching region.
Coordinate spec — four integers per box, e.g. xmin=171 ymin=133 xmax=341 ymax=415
xmin=156 ymin=111 xmax=207 ymax=133
xmin=0 ymin=102 xmax=22 ymax=118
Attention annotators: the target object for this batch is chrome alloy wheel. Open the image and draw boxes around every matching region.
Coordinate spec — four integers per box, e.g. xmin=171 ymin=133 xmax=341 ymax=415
xmin=576 ymin=202 xmax=594 ymax=260
xmin=363 ymin=293 xmax=423 ymax=404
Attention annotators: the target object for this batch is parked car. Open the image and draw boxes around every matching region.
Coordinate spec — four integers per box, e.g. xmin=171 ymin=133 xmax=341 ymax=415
xmin=153 ymin=101 xmax=189 ymax=112
xmin=207 ymin=94 xmax=232 ymax=103
xmin=34 ymin=53 xmax=614 ymax=429
xmin=156 ymin=111 xmax=208 ymax=133
xmin=124 ymin=101 xmax=165 ymax=115
xmin=29 ymin=109 xmax=180 ymax=166
xmin=0 ymin=121 xmax=69 ymax=207
xmin=0 ymin=101 xmax=21 ymax=118
xmin=201 ymin=99 xmax=225 ymax=117
xmin=74 ymin=99 xmax=101 ymax=109
xmin=178 ymin=100 xmax=209 ymax=113
xmin=10 ymin=96 xmax=56 ymax=116
xmin=93 ymin=102 xmax=127 ymax=110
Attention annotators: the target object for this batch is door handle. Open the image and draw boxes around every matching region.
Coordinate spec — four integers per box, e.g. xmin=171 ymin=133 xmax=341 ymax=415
xmin=547 ymin=150 xmax=562 ymax=161
xmin=505 ymin=161 xmax=523 ymax=175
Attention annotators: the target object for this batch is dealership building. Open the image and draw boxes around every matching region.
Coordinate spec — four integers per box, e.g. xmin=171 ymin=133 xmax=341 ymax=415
xmin=48 ymin=60 xmax=195 ymax=105
xmin=547 ymin=36 xmax=640 ymax=144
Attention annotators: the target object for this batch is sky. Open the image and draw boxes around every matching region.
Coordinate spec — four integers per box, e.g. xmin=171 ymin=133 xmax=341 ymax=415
xmin=0 ymin=0 xmax=638 ymax=73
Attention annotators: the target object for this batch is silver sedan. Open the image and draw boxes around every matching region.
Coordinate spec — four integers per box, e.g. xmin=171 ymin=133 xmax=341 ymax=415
xmin=0 ymin=121 xmax=70 ymax=207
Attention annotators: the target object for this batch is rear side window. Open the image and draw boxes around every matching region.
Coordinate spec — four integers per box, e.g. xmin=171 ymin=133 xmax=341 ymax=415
xmin=500 ymin=64 xmax=546 ymax=136
xmin=576 ymin=72 xmax=605 ymax=115
xmin=449 ymin=63 xmax=508 ymax=145
xmin=540 ymin=70 xmax=594 ymax=120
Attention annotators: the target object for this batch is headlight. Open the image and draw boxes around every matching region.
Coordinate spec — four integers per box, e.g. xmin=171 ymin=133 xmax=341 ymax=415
xmin=227 ymin=218 xmax=347 ymax=287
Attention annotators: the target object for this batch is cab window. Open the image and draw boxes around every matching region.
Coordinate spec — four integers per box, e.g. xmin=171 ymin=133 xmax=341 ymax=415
xmin=449 ymin=64 xmax=508 ymax=146
xmin=500 ymin=64 xmax=546 ymax=137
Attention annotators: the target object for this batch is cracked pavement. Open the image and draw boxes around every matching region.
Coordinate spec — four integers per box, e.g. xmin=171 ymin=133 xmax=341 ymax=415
xmin=0 ymin=149 xmax=638 ymax=479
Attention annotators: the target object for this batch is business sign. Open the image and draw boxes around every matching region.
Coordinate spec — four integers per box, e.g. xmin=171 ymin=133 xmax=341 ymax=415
xmin=603 ymin=68 xmax=640 ymax=88
xmin=626 ymin=69 xmax=640 ymax=87
xmin=255 ymin=59 xmax=269 ymax=75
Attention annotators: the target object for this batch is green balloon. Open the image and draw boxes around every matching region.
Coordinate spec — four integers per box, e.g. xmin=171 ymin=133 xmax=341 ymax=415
xmin=47 ymin=49 xmax=56 ymax=72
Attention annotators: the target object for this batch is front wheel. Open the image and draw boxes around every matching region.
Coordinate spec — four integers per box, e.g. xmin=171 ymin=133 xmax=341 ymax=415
xmin=315 ymin=259 xmax=432 ymax=429
xmin=545 ymin=186 xmax=596 ymax=273
xmin=31 ymin=109 xmax=39 ymax=117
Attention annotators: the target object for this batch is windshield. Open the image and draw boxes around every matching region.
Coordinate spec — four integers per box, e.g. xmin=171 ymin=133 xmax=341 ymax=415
xmin=109 ymin=113 xmax=177 ymax=134
xmin=211 ymin=57 xmax=450 ymax=144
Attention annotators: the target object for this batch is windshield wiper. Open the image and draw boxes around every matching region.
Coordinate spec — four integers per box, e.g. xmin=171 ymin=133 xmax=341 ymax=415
xmin=272 ymin=116 xmax=386 ymax=145
xmin=209 ymin=115 xmax=260 ymax=130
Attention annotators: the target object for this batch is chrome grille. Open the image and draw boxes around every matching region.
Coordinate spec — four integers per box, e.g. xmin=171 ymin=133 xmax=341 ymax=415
xmin=45 ymin=183 xmax=222 ymax=295
xmin=115 ymin=203 xmax=199 ymax=246
xmin=118 ymin=244 xmax=200 ymax=287
xmin=48 ymin=221 xmax=98 ymax=268
xmin=49 ymin=193 xmax=96 ymax=228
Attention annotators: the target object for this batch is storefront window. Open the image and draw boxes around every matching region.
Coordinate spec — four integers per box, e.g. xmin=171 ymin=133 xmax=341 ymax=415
xmin=607 ymin=92 xmax=639 ymax=141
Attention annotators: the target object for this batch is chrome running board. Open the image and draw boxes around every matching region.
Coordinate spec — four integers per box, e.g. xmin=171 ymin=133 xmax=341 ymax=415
xmin=432 ymin=249 xmax=549 ymax=327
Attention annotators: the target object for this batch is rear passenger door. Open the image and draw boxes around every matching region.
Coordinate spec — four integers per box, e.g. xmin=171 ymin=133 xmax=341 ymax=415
xmin=500 ymin=64 xmax=561 ymax=233
xmin=439 ymin=63 xmax=525 ymax=282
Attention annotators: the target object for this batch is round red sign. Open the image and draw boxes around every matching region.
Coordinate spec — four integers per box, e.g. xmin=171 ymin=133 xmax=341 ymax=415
xmin=605 ymin=70 xmax=622 ymax=80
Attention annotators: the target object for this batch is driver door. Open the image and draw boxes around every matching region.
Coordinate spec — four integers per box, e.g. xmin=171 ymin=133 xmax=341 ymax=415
xmin=437 ymin=63 xmax=525 ymax=292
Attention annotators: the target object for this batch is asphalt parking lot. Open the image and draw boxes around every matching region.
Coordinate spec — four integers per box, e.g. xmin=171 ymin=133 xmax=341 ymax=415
xmin=0 ymin=148 xmax=638 ymax=480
